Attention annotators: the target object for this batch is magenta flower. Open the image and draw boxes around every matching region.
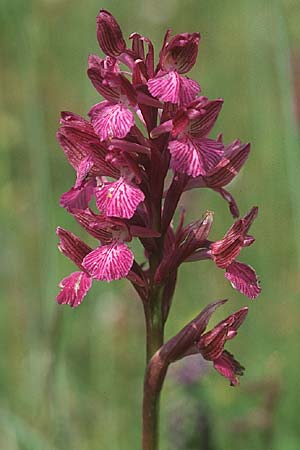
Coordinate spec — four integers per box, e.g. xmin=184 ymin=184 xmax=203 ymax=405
xmin=197 ymin=306 xmax=248 ymax=385
xmin=56 ymin=227 xmax=93 ymax=307
xmin=158 ymin=300 xmax=247 ymax=385
xmin=210 ymin=207 xmax=261 ymax=298
xmin=184 ymin=139 xmax=251 ymax=217
xmin=95 ymin=176 xmax=145 ymax=219
xmin=82 ymin=241 xmax=133 ymax=281
xmin=148 ymin=32 xmax=201 ymax=106
xmin=151 ymin=97 xmax=225 ymax=177
xmin=87 ymin=55 xmax=136 ymax=141
xmin=57 ymin=272 xmax=93 ymax=308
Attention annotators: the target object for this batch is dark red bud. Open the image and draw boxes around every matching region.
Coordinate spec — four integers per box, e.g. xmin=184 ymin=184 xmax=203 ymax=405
xmin=96 ymin=10 xmax=126 ymax=57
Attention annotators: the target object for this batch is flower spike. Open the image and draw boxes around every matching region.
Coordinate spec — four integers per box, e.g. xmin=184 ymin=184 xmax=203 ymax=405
xmin=56 ymin=11 xmax=261 ymax=414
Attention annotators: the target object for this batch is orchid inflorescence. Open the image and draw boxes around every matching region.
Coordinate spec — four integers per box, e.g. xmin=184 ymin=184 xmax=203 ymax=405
xmin=56 ymin=8 xmax=261 ymax=396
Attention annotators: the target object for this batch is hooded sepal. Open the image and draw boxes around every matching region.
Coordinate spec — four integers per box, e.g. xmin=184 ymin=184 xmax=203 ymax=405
xmin=96 ymin=10 xmax=126 ymax=57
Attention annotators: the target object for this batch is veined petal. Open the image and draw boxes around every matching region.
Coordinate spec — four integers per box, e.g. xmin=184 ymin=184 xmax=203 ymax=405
xmin=169 ymin=136 xmax=224 ymax=178
xmin=60 ymin=179 xmax=95 ymax=211
xmin=57 ymin=271 xmax=92 ymax=308
xmin=148 ymin=71 xmax=200 ymax=106
xmin=82 ymin=241 xmax=134 ymax=282
xmin=95 ymin=177 xmax=145 ymax=219
xmin=225 ymin=261 xmax=261 ymax=299
xmin=148 ymin=71 xmax=179 ymax=103
xmin=213 ymin=350 xmax=245 ymax=386
xmin=89 ymin=101 xmax=134 ymax=141
xmin=178 ymin=76 xmax=201 ymax=106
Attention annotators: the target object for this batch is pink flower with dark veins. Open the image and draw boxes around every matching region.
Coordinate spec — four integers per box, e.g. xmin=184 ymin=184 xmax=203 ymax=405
xmin=56 ymin=227 xmax=93 ymax=307
xmin=57 ymin=111 xmax=119 ymax=210
xmin=152 ymin=97 xmax=225 ymax=177
xmin=210 ymin=207 xmax=261 ymax=298
xmin=87 ymin=55 xmax=136 ymax=141
xmin=95 ymin=175 xmax=145 ymax=219
xmin=184 ymin=139 xmax=251 ymax=217
xmin=55 ymin=13 xmax=264 ymax=450
xmin=82 ymin=240 xmax=134 ymax=282
xmin=148 ymin=32 xmax=201 ymax=106
xmin=159 ymin=300 xmax=248 ymax=386
xmin=196 ymin=306 xmax=248 ymax=385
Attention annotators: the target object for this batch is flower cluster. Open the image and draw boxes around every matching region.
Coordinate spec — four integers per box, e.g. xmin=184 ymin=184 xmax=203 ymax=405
xmin=56 ymin=10 xmax=261 ymax=384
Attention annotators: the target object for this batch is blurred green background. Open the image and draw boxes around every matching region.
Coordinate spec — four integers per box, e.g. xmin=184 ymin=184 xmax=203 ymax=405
xmin=1 ymin=0 xmax=300 ymax=449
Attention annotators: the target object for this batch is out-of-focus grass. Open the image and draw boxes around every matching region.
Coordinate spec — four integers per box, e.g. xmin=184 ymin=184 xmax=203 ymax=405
xmin=1 ymin=0 xmax=300 ymax=449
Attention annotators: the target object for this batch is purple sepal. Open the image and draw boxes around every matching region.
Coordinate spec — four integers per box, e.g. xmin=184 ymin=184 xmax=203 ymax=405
xmin=96 ymin=10 xmax=126 ymax=57
xmin=56 ymin=227 xmax=91 ymax=270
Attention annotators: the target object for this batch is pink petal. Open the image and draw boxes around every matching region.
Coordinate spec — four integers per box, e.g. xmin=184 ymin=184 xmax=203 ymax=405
xmin=148 ymin=71 xmax=200 ymax=106
xmin=89 ymin=101 xmax=134 ymax=141
xmin=57 ymin=272 xmax=92 ymax=308
xmin=82 ymin=241 xmax=134 ymax=282
xmin=225 ymin=261 xmax=261 ymax=299
xmin=178 ymin=76 xmax=201 ymax=106
xmin=60 ymin=179 xmax=95 ymax=210
xmin=169 ymin=136 xmax=224 ymax=177
xmin=95 ymin=177 xmax=145 ymax=219
xmin=213 ymin=350 xmax=245 ymax=386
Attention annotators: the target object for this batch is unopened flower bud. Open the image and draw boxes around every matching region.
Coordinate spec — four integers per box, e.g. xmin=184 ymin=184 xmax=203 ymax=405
xmin=96 ymin=10 xmax=126 ymax=57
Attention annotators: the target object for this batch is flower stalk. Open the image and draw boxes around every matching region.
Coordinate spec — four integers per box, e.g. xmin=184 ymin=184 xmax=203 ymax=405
xmin=55 ymin=9 xmax=262 ymax=450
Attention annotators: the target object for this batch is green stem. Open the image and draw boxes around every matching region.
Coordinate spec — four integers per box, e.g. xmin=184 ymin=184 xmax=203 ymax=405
xmin=145 ymin=285 xmax=164 ymax=363
xmin=143 ymin=284 xmax=165 ymax=450
xmin=142 ymin=352 xmax=168 ymax=450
